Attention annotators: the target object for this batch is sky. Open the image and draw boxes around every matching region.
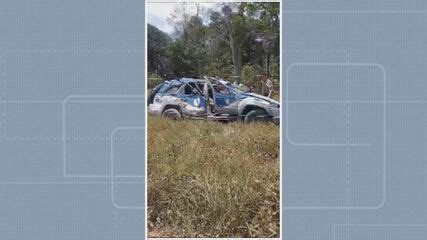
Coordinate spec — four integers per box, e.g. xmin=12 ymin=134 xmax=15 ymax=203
xmin=147 ymin=2 xmax=218 ymax=35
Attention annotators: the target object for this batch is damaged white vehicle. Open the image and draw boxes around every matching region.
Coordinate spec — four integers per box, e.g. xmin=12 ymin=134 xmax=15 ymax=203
xmin=148 ymin=77 xmax=280 ymax=124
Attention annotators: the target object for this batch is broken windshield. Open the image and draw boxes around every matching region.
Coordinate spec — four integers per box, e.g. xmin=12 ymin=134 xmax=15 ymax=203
xmin=158 ymin=82 xmax=181 ymax=94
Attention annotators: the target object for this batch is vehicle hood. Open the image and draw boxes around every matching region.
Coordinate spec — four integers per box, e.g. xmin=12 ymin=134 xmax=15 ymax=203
xmin=242 ymin=92 xmax=280 ymax=105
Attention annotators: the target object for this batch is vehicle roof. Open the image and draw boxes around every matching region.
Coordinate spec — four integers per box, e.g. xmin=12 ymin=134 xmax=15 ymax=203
xmin=162 ymin=78 xmax=204 ymax=85
xmin=163 ymin=77 xmax=234 ymax=88
xmin=178 ymin=78 xmax=206 ymax=83
xmin=181 ymin=77 xmax=204 ymax=81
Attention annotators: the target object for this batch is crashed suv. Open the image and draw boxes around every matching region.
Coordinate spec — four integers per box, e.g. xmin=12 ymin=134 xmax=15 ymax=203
xmin=148 ymin=77 xmax=280 ymax=124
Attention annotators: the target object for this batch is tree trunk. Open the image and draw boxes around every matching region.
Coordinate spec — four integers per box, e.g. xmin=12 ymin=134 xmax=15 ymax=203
xmin=229 ymin=33 xmax=242 ymax=83
xmin=266 ymin=51 xmax=270 ymax=75
xmin=234 ymin=46 xmax=242 ymax=83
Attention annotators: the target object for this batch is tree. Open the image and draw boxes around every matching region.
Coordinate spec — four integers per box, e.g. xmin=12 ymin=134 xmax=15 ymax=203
xmin=147 ymin=24 xmax=172 ymax=77
xmin=147 ymin=2 xmax=280 ymax=88
xmin=165 ymin=3 xmax=210 ymax=77
xmin=246 ymin=3 xmax=280 ymax=75
xmin=209 ymin=4 xmax=248 ymax=83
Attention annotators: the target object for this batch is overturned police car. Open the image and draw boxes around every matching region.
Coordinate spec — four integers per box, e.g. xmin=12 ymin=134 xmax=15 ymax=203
xmin=147 ymin=77 xmax=279 ymax=124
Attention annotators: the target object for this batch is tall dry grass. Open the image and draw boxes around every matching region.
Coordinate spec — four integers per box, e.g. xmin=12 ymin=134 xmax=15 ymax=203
xmin=147 ymin=116 xmax=280 ymax=238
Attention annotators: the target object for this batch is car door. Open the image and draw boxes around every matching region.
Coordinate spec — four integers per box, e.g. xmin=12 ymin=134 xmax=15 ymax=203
xmin=203 ymin=80 xmax=216 ymax=115
xmin=214 ymin=86 xmax=239 ymax=115
xmin=179 ymin=84 xmax=206 ymax=114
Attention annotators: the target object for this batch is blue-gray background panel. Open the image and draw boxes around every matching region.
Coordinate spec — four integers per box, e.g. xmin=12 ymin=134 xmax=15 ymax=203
xmin=0 ymin=1 xmax=145 ymax=239
xmin=283 ymin=0 xmax=427 ymax=239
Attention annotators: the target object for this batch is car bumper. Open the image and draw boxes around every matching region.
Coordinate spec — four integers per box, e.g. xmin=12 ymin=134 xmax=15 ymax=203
xmin=267 ymin=106 xmax=280 ymax=124
xmin=148 ymin=104 xmax=162 ymax=116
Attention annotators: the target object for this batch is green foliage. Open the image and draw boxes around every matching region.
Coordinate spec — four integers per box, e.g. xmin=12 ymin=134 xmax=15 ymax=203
xmin=147 ymin=2 xmax=280 ymax=86
xmin=148 ymin=117 xmax=280 ymax=238
xmin=241 ymin=64 xmax=257 ymax=84
xmin=147 ymin=24 xmax=172 ymax=77
xmin=205 ymin=61 xmax=232 ymax=79
xmin=165 ymin=39 xmax=197 ymax=77
xmin=269 ymin=63 xmax=280 ymax=81
xmin=163 ymin=15 xmax=211 ymax=77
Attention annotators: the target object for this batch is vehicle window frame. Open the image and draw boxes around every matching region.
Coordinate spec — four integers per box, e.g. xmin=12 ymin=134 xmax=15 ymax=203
xmin=213 ymin=84 xmax=231 ymax=96
xmin=181 ymin=83 xmax=201 ymax=96
xmin=157 ymin=83 xmax=171 ymax=93
xmin=165 ymin=85 xmax=180 ymax=94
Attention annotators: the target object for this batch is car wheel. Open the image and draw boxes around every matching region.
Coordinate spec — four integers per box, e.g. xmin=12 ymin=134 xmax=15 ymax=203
xmin=244 ymin=109 xmax=268 ymax=123
xmin=161 ymin=108 xmax=182 ymax=120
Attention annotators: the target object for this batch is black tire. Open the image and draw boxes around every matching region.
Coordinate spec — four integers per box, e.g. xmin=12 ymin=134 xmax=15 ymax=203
xmin=161 ymin=108 xmax=182 ymax=120
xmin=244 ymin=109 xmax=268 ymax=123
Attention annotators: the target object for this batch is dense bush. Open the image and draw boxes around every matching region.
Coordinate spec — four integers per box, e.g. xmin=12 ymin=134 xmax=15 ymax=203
xmin=241 ymin=64 xmax=257 ymax=85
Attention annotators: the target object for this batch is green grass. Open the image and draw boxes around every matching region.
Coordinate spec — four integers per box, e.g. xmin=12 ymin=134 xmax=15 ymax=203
xmin=147 ymin=116 xmax=280 ymax=238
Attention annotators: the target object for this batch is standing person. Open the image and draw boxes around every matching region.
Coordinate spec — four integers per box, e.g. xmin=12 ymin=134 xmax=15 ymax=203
xmin=265 ymin=76 xmax=274 ymax=98
xmin=260 ymin=75 xmax=267 ymax=96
